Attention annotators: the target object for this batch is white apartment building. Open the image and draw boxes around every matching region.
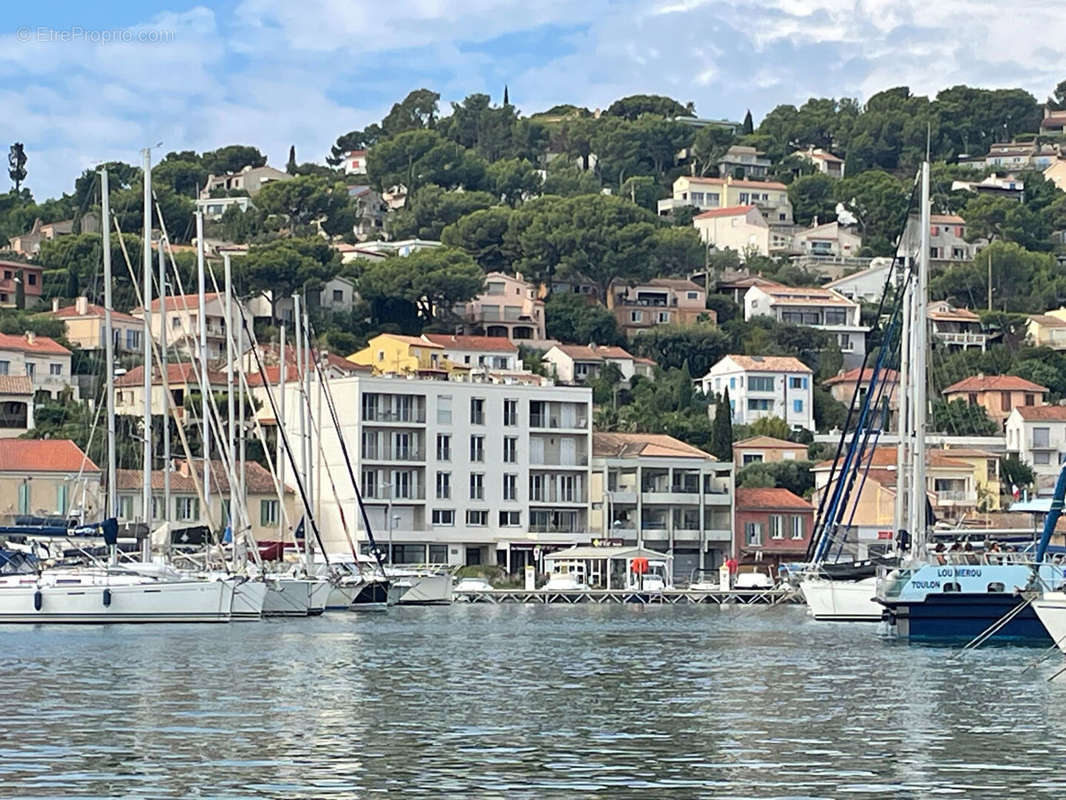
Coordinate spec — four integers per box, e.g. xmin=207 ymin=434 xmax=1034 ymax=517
xmin=692 ymin=205 xmax=771 ymax=257
xmin=823 ymin=259 xmax=896 ymax=303
xmin=590 ymin=432 xmax=735 ymax=576
xmin=744 ymin=284 xmax=868 ymax=368
xmin=279 ymin=374 xmax=593 ymax=572
xmin=1006 ymin=405 xmax=1066 ymax=495
xmin=699 ymin=354 xmax=815 ymax=431
xmin=658 ymin=175 xmax=794 ymax=225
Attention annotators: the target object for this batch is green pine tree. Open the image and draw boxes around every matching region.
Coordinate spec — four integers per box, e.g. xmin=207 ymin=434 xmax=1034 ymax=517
xmin=710 ymin=387 xmax=734 ymax=461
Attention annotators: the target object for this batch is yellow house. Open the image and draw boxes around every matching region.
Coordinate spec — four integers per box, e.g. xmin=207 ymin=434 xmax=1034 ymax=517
xmin=348 ymin=333 xmax=446 ymax=374
xmin=1045 ymin=159 xmax=1066 ymax=192
xmin=1027 ymin=309 xmax=1066 ymax=350
xmin=939 ymin=447 xmax=1002 ymax=511
xmin=46 ymin=297 xmax=143 ymax=353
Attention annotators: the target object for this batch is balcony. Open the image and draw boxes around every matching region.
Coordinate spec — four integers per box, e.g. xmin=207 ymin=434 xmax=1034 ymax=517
xmin=936 ymin=490 xmax=978 ymax=505
xmin=529 ymin=415 xmax=588 ymax=430
xmin=362 ymin=487 xmax=426 ymax=502
xmin=361 ymin=446 xmax=426 ymax=462
xmin=935 ymin=331 xmax=987 ymax=348
xmin=362 ymin=409 xmax=426 ymax=424
xmin=530 ymin=455 xmax=589 ymax=468
xmin=530 ymin=489 xmax=588 ymax=504
xmin=529 ymin=521 xmax=584 ymax=534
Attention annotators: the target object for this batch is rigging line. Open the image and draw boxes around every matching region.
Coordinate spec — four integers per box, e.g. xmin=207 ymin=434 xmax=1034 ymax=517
xmin=807 ymin=190 xmax=921 ymax=559
xmin=305 ymin=317 xmax=388 ymax=578
xmin=235 ymin=303 xmax=330 ymax=567
xmin=112 ymin=210 xmax=225 ymax=563
xmin=70 ymin=378 xmax=107 ymax=520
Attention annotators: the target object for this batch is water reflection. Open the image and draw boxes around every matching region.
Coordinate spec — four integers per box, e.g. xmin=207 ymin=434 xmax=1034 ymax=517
xmin=3 ymin=605 xmax=1066 ymax=797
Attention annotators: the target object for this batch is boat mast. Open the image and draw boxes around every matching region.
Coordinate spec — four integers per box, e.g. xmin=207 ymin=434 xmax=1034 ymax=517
xmin=100 ymin=168 xmax=117 ymax=527
xmin=910 ymin=161 xmax=931 ymax=557
xmin=303 ymin=303 xmax=315 ymax=567
xmin=895 ymin=277 xmax=911 ymax=542
xmin=223 ymin=252 xmax=236 ymax=567
xmin=158 ymin=233 xmax=171 ymax=538
xmin=278 ymin=323 xmax=287 ymax=542
xmin=141 ymin=147 xmax=153 ymax=558
xmin=237 ymin=297 xmax=247 ymax=541
xmin=294 ymin=293 xmax=309 ymax=567
xmin=196 ymin=211 xmax=210 ymax=522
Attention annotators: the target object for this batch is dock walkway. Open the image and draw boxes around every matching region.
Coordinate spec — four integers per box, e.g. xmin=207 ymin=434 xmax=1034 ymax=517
xmin=455 ymin=587 xmax=801 ymax=605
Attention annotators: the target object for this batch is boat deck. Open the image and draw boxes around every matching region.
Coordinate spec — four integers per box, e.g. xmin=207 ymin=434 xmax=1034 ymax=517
xmin=455 ymin=587 xmax=800 ymax=605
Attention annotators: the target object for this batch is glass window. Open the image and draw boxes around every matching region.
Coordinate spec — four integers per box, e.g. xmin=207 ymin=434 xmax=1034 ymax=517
xmin=469 ymin=473 xmax=484 ymax=500
xmin=503 ymin=473 xmax=518 ymax=501
xmin=1035 ymin=451 xmax=1051 ymax=465
xmin=429 ymin=544 xmax=448 ymax=563
xmin=49 ymin=363 xmax=62 ymax=375
xmin=791 ymin=516 xmax=804 ymax=539
xmin=431 ymin=509 xmax=455 ymax=526
xmin=789 ymin=376 xmax=806 ymax=389
xmin=503 ymin=436 xmax=518 ymax=463
xmin=745 ymin=522 xmax=762 ymax=546
xmin=470 ymin=397 xmax=485 ymax=425
xmin=742 ymin=453 xmax=762 ymax=465
xmin=435 ymin=471 xmax=451 ymax=500
xmin=749 ymin=376 xmax=774 ymax=392
xmin=793 ymin=399 xmax=804 ymax=413
xmin=770 ymin=515 xmax=783 ymax=539
xmin=175 ymin=496 xmax=199 ymax=521
xmin=437 ymin=395 xmax=452 ymax=424
xmin=436 ymin=434 xmax=451 ymax=461
xmin=503 ymin=398 xmax=518 ymax=426
xmin=260 ymin=499 xmax=279 ymax=526
xmin=0 ymin=361 xmax=8 ymax=375
xmin=499 ymin=510 xmax=521 ymax=526
xmin=466 ymin=510 xmax=488 ymax=526
xmin=469 ymin=435 xmax=484 ymax=462
xmin=1034 ymin=427 xmax=1050 ymax=448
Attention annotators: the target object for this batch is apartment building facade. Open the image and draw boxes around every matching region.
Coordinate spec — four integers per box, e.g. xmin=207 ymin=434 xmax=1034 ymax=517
xmin=460 ymin=271 xmax=546 ymax=342
xmin=658 ymin=175 xmax=794 ymax=225
xmin=282 ymin=374 xmax=593 ymax=572
xmin=1006 ymin=405 xmax=1066 ymax=494
xmin=606 ymin=277 xmax=708 ymax=336
xmin=699 ymin=355 xmax=815 ymax=431
xmin=589 ymin=432 xmax=735 ymax=576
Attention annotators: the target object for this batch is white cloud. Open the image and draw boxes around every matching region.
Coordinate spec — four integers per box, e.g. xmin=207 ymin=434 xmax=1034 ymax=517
xmin=2 ymin=0 xmax=1063 ymax=200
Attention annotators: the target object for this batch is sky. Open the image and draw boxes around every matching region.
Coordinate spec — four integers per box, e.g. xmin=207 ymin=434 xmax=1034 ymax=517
xmin=1 ymin=0 xmax=1064 ymax=200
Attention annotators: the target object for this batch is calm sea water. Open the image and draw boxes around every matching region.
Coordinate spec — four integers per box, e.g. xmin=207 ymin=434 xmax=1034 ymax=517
xmin=3 ymin=604 xmax=1066 ymax=798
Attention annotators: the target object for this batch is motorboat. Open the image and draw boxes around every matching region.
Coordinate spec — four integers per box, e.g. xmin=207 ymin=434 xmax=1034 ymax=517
xmin=386 ymin=565 xmax=454 ymax=605
xmin=625 ymin=559 xmax=669 ymax=592
xmin=800 ymin=574 xmax=882 ymax=622
xmin=454 ymin=576 xmax=493 ymax=592
xmin=543 ymin=561 xmax=589 ymax=591
xmin=734 ymin=568 xmax=775 ymax=589
xmin=687 ymin=569 xmax=721 ymax=592
xmin=0 ymin=562 xmax=233 ymax=623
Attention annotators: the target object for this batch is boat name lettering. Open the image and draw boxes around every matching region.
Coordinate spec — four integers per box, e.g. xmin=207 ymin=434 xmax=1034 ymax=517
xmin=937 ymin=568 xmax=981 ymax=578
xmin=912 ymin=580 xmax=940 ymax=590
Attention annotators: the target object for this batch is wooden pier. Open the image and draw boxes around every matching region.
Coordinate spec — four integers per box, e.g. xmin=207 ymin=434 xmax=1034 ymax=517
xmin=455 ymin=587 xmax=801 ymax=605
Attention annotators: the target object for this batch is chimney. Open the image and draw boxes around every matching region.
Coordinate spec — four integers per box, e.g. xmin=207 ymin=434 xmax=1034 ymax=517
xmin=51 ymin=297 xmax=59 ymax=313
xmin=75 ymin=296 xmax=89 ymax=316
xmin=25 ymin=330 xmax=36 ymax=345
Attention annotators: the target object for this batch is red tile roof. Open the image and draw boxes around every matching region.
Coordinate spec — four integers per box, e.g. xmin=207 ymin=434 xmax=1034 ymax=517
xmin=0 ymin=332 xmax=71 ymax=356
xmin=132 ymin=293 xmax=223 ymax=314
xmin=115 ymin=362 xmax=228 ymax=388
xmin=0 ymin=439 xmax=99 ymax=472
xmin=733 ymin=435 xmax=807 ymax=450
xmin=592 ymin=432 xmax=714 ymax=459
xmin=814 ymin=446 xmax=975 ymax=471
xmin=1013 ymin=405 xmax=1066 ymax=421
xmin=722 ymin=355 xmax=812 ymax=373
xmin=823 ymin=367 xmax=900 ymax=386
xmin=757 ymin=286 xmax=855 ymax=306
xmin=943 ymin=375 xmax=1048 ymax=394
xmin=422 ymin=334 xmax=518 ymax=352
xmin=115 ymin=460 xmax=287 ymax=495
xmin=693 ymin=205 xmax=757 ymax=220
xmin=0 ymin=375 xmax=33 ymax=395
xmin=931 ymin=214 xmax=965 ymax=225
xmin=1028 ymin=314 xmax=1066 ymax=328
xmin=736 ymin=488 xmax=813 ymax=511
xmin=50 ymin=303 xmax=139 ymax=323
xmin=687 ymin=177 xmax=789 ymax=191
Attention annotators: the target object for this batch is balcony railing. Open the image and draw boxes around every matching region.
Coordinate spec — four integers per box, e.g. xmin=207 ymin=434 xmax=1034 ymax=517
xmin=935 ymin=332 xmax=987 ymax=346
xmin=530 ymin=490 xmax=588 ymax=504
xmin=362 ymin=487 xmax=426 ymax=501
xmin=531 ymin=455 xmax=589 ymax=467
xmin=936 ymin=490 xmax=977 ymax=503
xmin=529 ymin=522 xmax=583 ymax=534
xmin=361 ymin=446 xmax=426 ymax=462
xmin=530 ymin=416 xmax=588 ymax=429
xmin=362 ymin=409 xmax=426 ymax=423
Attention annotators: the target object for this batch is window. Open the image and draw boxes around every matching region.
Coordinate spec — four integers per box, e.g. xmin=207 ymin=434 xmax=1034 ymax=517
xmin=332 ymin=289 xmax=344 ymax=303
xmin=435 ymin=471 xmax=451 ymax=500
xmin=499 ymin=510 xmax=521 ymax=527
xmin=1035 ymin=451 xmax=1051 ymax=464
xmin=26 ymin=363 xmax=35 ymax=377
xmin=1034 ymin=427 xmax=1050 ymax=448
xmin=118 ymin=495 xmax=133 ymax=520
xmin=470 ymin=397 xmax=485 ymax=425
xmin=429 ymin=544 xmax=448 ymax=563
xmin=530 ymin=473 xmax=545 ymax=501
xmin=687 ymin=291 xmax=699 ymax=300
xmin=824 ymin=310 xmax=847 ymax=325
xmin=791 ymin=516 xmax=804 ymax=540
xmin=1025 ymin=393 xmax=1035 ymax=406
xmin=469 ymin=435 xmax=484 ymax=462
xmin=967 ymin=393 xmax=978 ymax=406
xmin=747 ymin=398 xmax=772 ymax=411
xmin=466 ymin=510 xmax=488 ymax=526
xmin=1000 ymin=391 xmax=1011 ymax=412
xmin=503 ymin=399 xmax=518 ymax=426
xmin=838 ymin=334 xmax=852 ymax=352
xmin=690 ymin=191 xmax=705 ymax=204
xmin=503 ymin=436 xmax=518 ymax=463
xmin=260 ymin=499 xmax=279 ymax=526
xmin=742 ymin=453 xmax=763 ymax=465
xmin=48 ymin=363 xmax=62 ymax=376
xmin=503 ymin=473 xmax=518 ymax=501
xmin=126 ymin=329 xmax=140 ymax=350
xmin=175 ymin=496 xmax=199 ymax=521
xmin=630 ymin=310 xmax=643 ymax=323
xmin=0 ymin=361 xmax=8 ymax=375
xmin=770 ymin=514 xmax=783 ymax=539
xmin=432 ymin=509 xmax=455 ymax=526
xmin=171 ymin=316 xmax=182 ymax=329
xmin=437 ymin=395 xmax=452 ymax=424
xmin=789 ymin=376 xmax=807 ymax=390
xmin=27 ymin=273 xmax=36 ymax=286
xmin=793 ymin=399 xmax=804 ymax=414
xmin=657 ymin=311 xmax=670 ymax=323
xmin=749 ymin=376 xmax=774 ymax=392
xmin=362 ymin=469 xmax=377 ymax=498
xmin=745 ymin=521 xmax=762 ymax=546
xmin=436 ymin=434 xmax=451 ymax=461
xmin=469 ymin=473 xmax=484 ymax=500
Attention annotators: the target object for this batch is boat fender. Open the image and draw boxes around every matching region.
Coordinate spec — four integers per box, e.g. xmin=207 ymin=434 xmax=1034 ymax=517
xmin=34 ymin=589 xmax=42 ymax=611
xmin=103 ymin=588 xmax=112 ymax=607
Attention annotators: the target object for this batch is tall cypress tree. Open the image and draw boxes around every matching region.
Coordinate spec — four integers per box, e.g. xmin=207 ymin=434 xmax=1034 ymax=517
xmin=710 ymin=387 xmax=734 ymax=461
xmin=286 ymin=145 xmax=297 ymax=174
xmin=741 ymin=110 xmax=754 ymax=135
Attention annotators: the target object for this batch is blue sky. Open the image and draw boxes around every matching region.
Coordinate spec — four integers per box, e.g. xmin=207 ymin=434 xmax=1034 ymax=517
xmin=2 ymin=0 xmax=1063 ymax=200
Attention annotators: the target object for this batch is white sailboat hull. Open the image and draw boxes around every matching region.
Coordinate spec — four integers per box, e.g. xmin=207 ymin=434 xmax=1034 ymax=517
xmin=308 ymin=579 xmax=330 ymax=615
xmin=231 ymin=579 xmax=267 ymax=619
xmin=388 ymin=572 xmax=453 ymax=605
xmin=1033 ymin=592 xmax=1066 ymax=652
xmin=800 ymin=576 xmax=882 ymax=622
xmin=0 ymin=575 xmax=232 ymax=623
xmin=262 ymin=578 xmax=322 ymax=616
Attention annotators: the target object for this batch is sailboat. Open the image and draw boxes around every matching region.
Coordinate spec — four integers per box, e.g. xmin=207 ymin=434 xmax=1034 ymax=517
xmin=0 ymin=159 xmax=233 ymax=623
xmin=874 ymin=162 xmax=1066 ymax=644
